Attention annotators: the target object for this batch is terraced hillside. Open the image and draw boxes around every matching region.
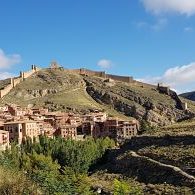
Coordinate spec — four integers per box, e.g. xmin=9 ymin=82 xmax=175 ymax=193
xmin=0 ymin=68 xmax=195 ymax=125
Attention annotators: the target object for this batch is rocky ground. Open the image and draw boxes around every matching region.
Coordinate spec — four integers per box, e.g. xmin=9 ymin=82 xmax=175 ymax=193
xmin=90 ymin=121 xmax=195 ymax=194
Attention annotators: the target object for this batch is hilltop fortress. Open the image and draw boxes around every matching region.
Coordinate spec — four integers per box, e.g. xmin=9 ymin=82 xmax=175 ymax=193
xmin=0 ymin=65 xmax=41 ymax=98
xmin=0 ymin=62 xmax=134 ymax=98
xmin=0 ymin=62 xmax=189 ymax=112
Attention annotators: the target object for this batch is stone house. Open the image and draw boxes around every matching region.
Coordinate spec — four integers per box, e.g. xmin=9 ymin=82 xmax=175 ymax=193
xmin=31 ymin=108 xmax=48 ymax=115
xmin=103 ymin=118 xmax=139 ymax=142
xmin=38 ymin=121 xmax=55 ymax=138
xmin=83 ymin=111 xmax=107 ymax=123
xmin=54 ymin=124 xmax=77 ymax=140
xmin=8 ymin=105 xmax=27 ymax=117
xmin=4 ymin=121 xmax=40 ymax=144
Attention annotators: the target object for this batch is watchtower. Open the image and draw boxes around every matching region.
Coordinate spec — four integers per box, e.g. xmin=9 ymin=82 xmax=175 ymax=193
xmin=50 ymin=61 xmax=59 ymax=69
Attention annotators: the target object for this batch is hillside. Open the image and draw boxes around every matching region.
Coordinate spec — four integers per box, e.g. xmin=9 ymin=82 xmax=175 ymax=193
xmin=1 ymin=69 xmax=98 ymax=110
xmin=89 ymin=120 xmax=195 ymax=193
xmin=83 ymin=75 xmax=195 ymax=125
xmin=180 ymin=91 xmax=195 ymax=101
xmin=0 ymin=67 xmax=195 ymax=126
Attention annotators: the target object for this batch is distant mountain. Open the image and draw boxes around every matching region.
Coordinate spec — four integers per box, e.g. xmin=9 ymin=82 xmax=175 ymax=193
xmin=0 ymin=67 xmax=195 ymax=126
xmin=180 ymin=91 xmax=195 ymax=101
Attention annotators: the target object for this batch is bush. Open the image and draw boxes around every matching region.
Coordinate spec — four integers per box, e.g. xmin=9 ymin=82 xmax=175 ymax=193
xmin=0 ymin=166 xmax=39 ymax=195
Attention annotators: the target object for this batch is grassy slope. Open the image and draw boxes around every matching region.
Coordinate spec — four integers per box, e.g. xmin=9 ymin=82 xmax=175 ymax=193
xmin=0 ymin=69 xmax=100 ymax=109
xmin=0 ymin=69 xmax=131 ymax=120
xmin=146 ymin=119 xmax=195 ymax=136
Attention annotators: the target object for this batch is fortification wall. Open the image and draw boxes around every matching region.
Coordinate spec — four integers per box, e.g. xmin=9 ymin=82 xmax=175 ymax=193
xmin=24 ymin=70 xmax=33 ymax=78
xmin=66 ymin=68 xmax=134 ymax=83
xmin=0 ymin=65 xmax=41 ymax=98
xmin=81 ymin=68 xmax=106 ymax=77
xmin=156 ymin=83 xmax=186 ymax=110
xmin=65 ymin=69 xmax=81 ymax=74
xmin=0 ymin=83 xmax=13 ymax=98
xmin=106 ymin=74 xmax=133 ymax=83
xmin=34 ymin=66 xmax=41 ymax=72
xmin=22 ymin=69 xmax=35 ymax=79
xmin=13 ymin=77 xmax=21 ymax=87
xmin=157 ymin=83 xmax=170 ymax=95
xmin=67 ymin=68 xmax=106 ymax=78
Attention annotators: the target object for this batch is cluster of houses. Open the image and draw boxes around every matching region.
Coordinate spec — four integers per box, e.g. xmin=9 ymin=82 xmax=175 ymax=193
xmin=0 ymin=104 xmax=139 ymax=150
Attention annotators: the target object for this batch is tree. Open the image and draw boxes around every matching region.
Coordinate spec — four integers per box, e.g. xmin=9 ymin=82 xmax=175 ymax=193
xmin=114 ymin=179 xmax=143 ymax=195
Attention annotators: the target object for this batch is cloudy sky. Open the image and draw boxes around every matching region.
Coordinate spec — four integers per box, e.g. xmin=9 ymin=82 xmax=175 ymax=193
xmin=0 ymin=0 xmax=195 ymax=93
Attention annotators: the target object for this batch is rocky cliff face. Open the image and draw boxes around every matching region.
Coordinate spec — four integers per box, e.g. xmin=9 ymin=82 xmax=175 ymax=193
xmin=84 ymin=76 xmax=195 ymax=126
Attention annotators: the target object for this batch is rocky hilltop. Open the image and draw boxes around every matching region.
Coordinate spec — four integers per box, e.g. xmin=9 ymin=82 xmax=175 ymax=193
xmin=0 ymin=67 xmax=195 ymax=126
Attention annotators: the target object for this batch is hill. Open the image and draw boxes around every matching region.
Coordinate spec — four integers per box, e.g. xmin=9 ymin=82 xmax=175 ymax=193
xmin=180 ymin=91 xmax=195 ymax=101
xmin=0 ymin=67 xmax=195 ymax=126
xmin=89 ymin=119 xmax=195 ymax=193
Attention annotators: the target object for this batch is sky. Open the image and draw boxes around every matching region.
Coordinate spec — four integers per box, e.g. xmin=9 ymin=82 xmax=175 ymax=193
xmin=0 ymin=0 xmax=195 ymax=93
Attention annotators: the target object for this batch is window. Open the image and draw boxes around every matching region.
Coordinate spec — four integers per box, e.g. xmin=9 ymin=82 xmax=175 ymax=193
xmin=15 ymin=127 xmax=18 ymax=133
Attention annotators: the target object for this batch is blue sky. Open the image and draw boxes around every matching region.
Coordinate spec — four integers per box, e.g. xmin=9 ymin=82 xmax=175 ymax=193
xmin=0 ymin=0 xmax=195 ymax=93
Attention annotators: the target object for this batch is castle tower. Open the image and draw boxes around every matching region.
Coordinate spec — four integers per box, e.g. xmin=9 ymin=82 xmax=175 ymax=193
xmin=50 ymin=61 xmax=59 ymax=69
xmin=20 ymin=71 xmax=25 ymax=80
xmin=10 ymin=78 xmax=14 ymax=87
xmin=31 ymin=64 xmax=37 ymax=72
xmin=31 ymin=64 xmax=34 ymax=70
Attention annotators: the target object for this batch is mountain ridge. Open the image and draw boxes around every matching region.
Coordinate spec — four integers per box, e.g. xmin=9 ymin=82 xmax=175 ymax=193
xmin=180 ymin=91 xmax=195 ymax=101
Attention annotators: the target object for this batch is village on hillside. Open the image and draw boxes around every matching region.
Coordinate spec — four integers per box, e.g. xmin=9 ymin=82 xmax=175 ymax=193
xmin=0 ymin=62 xmax=190 ymax=151
xmin=0 ymin=104 xmax=139 ymax=150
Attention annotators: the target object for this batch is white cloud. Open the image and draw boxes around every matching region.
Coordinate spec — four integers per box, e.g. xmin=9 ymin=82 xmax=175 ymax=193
xmin=0 ymin=49 xmax=21 ymax=69
xmin=141 ymin=0 xmax=195 ymax=16
xmin=139 ymin=62 xmax=195 ymax=92
xmin=97 ymin=59 xmax=112 ymax=69
xmin=0 ymin=72 xmax=14 ymax=80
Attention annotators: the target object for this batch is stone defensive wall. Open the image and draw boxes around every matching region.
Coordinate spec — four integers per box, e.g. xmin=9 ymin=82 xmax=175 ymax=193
xmin=0 ymin=82 xmax=14 ymax=98
xmin=106 ymin=74 xmax=133 ymax=83
xmin=0 ymin=65 xmax=41 ymax=98
xmin=66 ymin=68 xmax=106 ymax=78
xmin=66 ymin=68 xmax=134 ymax=83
